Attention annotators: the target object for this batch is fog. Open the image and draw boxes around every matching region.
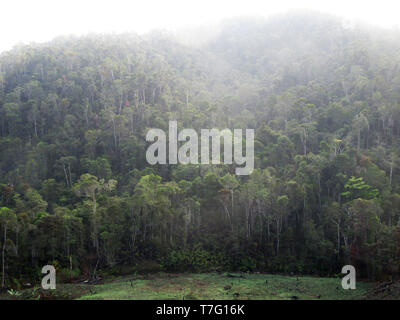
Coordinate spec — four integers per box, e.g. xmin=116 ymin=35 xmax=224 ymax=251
xmin=1 ymin=0 xmax=400 ymax=52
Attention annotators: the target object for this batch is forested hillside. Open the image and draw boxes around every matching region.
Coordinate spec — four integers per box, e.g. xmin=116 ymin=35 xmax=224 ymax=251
xmin=1 ymin=12 xmax=400 ymax=287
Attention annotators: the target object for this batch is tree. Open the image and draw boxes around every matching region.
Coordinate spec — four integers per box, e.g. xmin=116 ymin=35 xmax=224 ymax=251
xmin=276 ymin=195 xmax=289 ymax=255
xmin=352 ymin=113 xmax=369 ymax=151
xmin=325 ymin=201 xmax=343 ymax=257
xmin=341 ymin=176 xmax=379 ymax=201
xmin=219 ymin=173 xmax=239 ymax=231
xmin=346 ymin=199 xmax=382 ymax=277
xmin=25 ymin=188 xmax=48 ymax=219
xmin=0 ymin=207 xmax=17 ymax=288
xmin=73 ymin=174 xmax=117 ymax=278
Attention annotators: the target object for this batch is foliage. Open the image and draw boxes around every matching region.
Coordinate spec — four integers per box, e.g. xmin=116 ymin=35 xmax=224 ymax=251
xmin=1 ymin=12 xmax=400 ymax=285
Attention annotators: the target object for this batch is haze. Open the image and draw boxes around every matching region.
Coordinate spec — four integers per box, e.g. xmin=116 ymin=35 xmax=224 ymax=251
xmin=1 ymin=0 xmax=400 ymax=52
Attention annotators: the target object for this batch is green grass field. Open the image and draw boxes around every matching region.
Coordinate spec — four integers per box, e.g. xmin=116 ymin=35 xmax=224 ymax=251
xmin=72 ymin=273 xmax=371 ymax=300
xmin=1 ymin=272 xmax=376 ymax=300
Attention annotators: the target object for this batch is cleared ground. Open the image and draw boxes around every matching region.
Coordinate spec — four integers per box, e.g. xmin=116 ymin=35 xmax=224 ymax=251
xmin=2 ymin=272 xmax=380 ymax=300
xmin=75 ymin=273 xmax=371 ymax=300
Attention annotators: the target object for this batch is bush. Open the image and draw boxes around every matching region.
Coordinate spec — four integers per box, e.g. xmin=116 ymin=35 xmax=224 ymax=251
xmin=135 ymin=260 xmax=163 ymax=273
xmin=162 ymin=245 xmax=230 ymax=272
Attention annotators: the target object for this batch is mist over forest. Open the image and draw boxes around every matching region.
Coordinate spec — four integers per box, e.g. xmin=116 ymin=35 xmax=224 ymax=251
xmin=1 ymin=11 xmax=400 ymax=292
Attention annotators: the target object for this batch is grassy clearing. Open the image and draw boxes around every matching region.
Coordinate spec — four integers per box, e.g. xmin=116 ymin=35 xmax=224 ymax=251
xmin=75 ymin=273 xmax=371 ymax=300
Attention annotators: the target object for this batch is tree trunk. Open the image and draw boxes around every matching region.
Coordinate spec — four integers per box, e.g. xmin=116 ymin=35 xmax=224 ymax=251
xmin=2 ymin=226 xmax=7 ymax=288
xmin=337 ymin=222 xmax=340 ymax=257
xmin=231 ymin=190 xmax=235 ymax=233
xmin=15 ymin=226 xmax=18 ymax=256
xmin=276 ymin=218 xmax=280 ymax=256
xmin=85 ymin=104 xmax=89 ymax=126
xmin=68 ymin=163 xmax=73 ymax=186
xmin=34 ymin=117 xmax=38 ymax=137
xmin=112 ymin=116 xmax=117 ymax=148
xmin=69 ymin=255 xmax=73 ymax=281
xmin=63 ymin=164 xmax=69 ymax=187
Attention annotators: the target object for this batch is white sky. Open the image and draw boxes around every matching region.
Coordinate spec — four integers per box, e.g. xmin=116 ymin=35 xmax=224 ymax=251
xmin=1 ymin=0 xmax=400 ymax=52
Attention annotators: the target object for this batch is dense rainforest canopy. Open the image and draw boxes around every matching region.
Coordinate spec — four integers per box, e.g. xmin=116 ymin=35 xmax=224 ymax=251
xmin=1 ymin=11 xmax=400 ymax=286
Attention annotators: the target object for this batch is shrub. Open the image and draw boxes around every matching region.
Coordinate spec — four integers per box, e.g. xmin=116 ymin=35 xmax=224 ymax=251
xmin=162 ymin=244 xmax=230 ymax=272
